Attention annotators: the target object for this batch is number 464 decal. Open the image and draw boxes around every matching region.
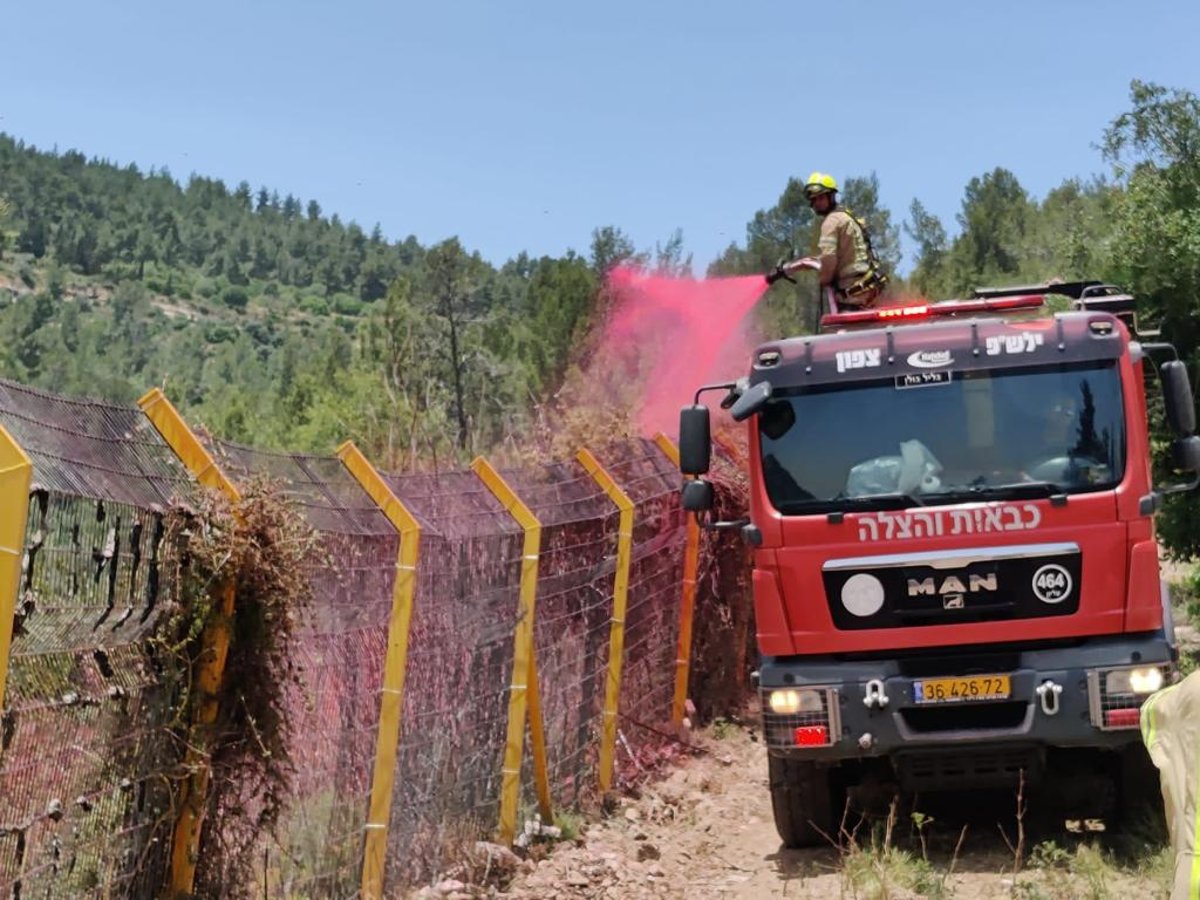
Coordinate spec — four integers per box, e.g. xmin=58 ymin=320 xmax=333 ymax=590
xmin=1032 ymin=564 xmax=1072 ymax=604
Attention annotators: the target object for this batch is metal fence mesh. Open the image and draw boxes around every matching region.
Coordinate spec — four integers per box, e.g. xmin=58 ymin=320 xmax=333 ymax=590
xmin=502 ymin=461 xmax=617 ymax=813
xmin=204 ymin=439 xmax=396 ymax=898
xmin=0 ymin=382 xmax=692 ymax=898
xmin=597 ymin=441 xmax=686 ymax=770
xmin=0 ymin=379 xmax=197 ymax=897
xmin=380 ymin=470 xmax=523 ymax=887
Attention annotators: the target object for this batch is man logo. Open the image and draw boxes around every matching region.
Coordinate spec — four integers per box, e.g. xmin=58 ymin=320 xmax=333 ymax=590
xmin=906 ymin=349 xmax=954 ymax=369
xmin=908 ymin=573 xmax=997 ymax=609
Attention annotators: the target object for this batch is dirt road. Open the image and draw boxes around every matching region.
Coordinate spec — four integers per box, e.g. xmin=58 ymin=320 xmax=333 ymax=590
xmin=498 ymin=722 xmax=1169 ymax=899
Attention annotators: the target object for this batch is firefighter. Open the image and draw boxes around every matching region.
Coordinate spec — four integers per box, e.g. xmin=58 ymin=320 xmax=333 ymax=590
xmin=766 ymin=172 xmax=889 ymax=311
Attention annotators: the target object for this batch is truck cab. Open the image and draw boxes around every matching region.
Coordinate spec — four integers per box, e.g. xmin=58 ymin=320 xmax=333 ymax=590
xmin=679 ymin=283 xmax=1200 ymax=846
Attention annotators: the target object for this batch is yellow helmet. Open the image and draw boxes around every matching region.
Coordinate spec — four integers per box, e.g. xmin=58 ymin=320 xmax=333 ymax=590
xmin=804 ymin=171 xmax=838 ymax=198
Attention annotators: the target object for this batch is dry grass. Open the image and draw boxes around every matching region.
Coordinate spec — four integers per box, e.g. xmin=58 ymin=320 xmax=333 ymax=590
xmin=837 ymin=799 xmax=959 ymax=900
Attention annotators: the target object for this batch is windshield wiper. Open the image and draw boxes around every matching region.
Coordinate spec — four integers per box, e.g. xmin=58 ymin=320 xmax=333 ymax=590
xmin=962 ymin=480 xmax=1065 ymax=500
xmin=775 ymin=491 xmax=927 ymax=515
xmin=831 ymin=491 xmax=926 ymax=509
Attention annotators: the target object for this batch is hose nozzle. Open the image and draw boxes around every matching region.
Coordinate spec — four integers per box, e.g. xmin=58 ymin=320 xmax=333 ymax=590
xmin=765 ymin=265 xmax=794 ymax=286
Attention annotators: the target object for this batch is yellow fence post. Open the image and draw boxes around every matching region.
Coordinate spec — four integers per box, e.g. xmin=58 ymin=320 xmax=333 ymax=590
xmin=138 ymin=389 xmax=241 ymax=899
xmin=337 ymin=441 xmax=421 ymax=900
xmin=653 ymin=433 xmax=702 ymax=726
xmin=576 ymin=448 xmax=634 ymax=794
xmin=0 ymin=424 xmax=32 ymax=712
xmin=471 ymin=457 xmax=552 ymax=842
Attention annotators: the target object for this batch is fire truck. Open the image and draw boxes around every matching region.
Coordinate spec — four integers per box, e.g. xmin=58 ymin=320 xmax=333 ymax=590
xmin=677 ymin=282 xmax=1200 ymax=846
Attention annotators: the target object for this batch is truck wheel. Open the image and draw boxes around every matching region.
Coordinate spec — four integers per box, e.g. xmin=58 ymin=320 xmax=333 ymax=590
xmin=768 ymin=755 xmax=840 ymax=848
xmin=1116 ymin=744 xmax=1165 ymax=838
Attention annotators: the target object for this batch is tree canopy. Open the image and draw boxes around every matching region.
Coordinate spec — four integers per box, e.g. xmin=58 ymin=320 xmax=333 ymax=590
xmin=0 ymin=135 xmax=628 ymax=465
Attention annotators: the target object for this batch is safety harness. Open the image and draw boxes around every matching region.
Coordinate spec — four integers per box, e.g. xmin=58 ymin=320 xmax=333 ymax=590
xmin=837 ymin=206 xmax=889 ymax=305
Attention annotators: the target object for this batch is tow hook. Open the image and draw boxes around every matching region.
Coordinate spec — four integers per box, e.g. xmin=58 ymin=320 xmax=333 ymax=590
xmin=1036 ymin=680 xmax=1063 ymax=716
xmin=863 ymin=679 xmax=890 ymax=709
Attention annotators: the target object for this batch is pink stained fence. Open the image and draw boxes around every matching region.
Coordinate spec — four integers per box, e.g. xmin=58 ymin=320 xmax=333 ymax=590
xmin=0 ymin=377 xmax=739 ymax=899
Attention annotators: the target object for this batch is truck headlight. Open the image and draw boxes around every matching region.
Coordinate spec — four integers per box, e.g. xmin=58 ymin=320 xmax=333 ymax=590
xmin=1105 ymin=667 xmax=1164 ymax=696
xmin=768 ymin=688 xmax=823 ymax=715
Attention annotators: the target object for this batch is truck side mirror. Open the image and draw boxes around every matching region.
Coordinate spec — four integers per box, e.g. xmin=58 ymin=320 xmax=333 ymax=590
xmin=679 ymin=405 xmax=711 ymax=475
xmin=681 ymin=478 xmax=714 ymax=512
xmin=1173 ymin=436 xmax=1200 ymax=473
xmin=729 ymin=381 xmax=772 ymax=422
xmin=1161 ymin=360 xmax=1196 ymax=436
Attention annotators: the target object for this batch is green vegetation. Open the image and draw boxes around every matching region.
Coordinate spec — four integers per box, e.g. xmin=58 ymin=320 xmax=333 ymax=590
xmin=0 ymin=136 xmax=625 ymax=465
xmin=553 ymin=809 xmax=587 ymax=842
xmin=837 ymin=803 xmax=956 ymax=900
xmin=3 ymin=80 xmax=1200 ymax=552
xmin=1011 ymin=839 xmax=1173 ymax=900
xmin=837 ymin=811 xmax=1170 ymax=900
xmin=841 ymin=840 xmax=951 ymax=900
xmin=710 ymin=716 xmax=738 ymax=740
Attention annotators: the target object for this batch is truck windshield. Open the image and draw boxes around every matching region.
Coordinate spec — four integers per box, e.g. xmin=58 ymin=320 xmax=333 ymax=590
xmin=759 ymin=361 xmax=1126 ymax=514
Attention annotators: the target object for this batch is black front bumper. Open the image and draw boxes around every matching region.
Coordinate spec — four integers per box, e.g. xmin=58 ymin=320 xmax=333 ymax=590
xmin=759 ymin=634 xmax=1173 ymax=773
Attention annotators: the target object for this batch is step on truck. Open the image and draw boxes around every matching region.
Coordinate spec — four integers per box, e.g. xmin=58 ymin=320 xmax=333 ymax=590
xmin=677 ymin=282 xmax=1200 ymax=846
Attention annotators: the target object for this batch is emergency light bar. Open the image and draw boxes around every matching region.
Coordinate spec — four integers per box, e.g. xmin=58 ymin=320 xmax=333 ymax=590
xmin=820 ymin=294 xmax=1045 ymax=330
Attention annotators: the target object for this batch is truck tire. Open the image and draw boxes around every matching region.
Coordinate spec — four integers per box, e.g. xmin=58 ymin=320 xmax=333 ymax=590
xmin=768 ymin=755 xmax=839 ymax=848
xmin=1116 ymin=743 xmax=1165 ymax=838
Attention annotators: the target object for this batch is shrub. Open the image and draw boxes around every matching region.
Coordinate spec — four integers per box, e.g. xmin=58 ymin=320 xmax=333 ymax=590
xmin=222 ymin=285 xmax=250 ymax=311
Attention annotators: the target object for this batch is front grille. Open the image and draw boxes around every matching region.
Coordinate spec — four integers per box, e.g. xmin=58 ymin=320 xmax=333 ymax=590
xmin=823 ymin=544 xmax=1081 ymax=631
xmin=760 ymin=687 xmax=839 ymax=749
xmin=894 ymin=746 xmax=1044 ymax=791
xmin=900 ymin=701 xmax=1028 ymax=734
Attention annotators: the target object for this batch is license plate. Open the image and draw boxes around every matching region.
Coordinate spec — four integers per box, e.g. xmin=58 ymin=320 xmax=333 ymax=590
xmin=913 ymin=674 xmax=1011 ymax=704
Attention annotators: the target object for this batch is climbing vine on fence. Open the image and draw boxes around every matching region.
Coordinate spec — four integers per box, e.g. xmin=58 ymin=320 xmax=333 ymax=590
xmin=164 ymin=479 xmax=321 ymax=895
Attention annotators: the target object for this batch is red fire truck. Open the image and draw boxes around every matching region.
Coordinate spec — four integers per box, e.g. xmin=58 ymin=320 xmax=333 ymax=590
xmin=678 ymin=282 xmax=1200 ymax=846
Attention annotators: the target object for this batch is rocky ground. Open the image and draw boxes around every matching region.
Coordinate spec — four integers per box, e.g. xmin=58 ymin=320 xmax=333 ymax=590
xmin=406 ymin=553 xmax=1195 ymax=899
xmin=410 ymin=715 xmax=1170 ymax=899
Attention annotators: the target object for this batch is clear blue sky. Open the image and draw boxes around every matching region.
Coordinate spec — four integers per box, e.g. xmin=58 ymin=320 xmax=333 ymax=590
xmin=4 ymin=0 xmax=1198 ymax=273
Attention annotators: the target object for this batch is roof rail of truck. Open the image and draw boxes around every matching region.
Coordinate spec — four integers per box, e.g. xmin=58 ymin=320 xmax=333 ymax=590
xmin=973 ymin=280 xmax=1142 ymax=331
xmin=972 ymin=280 xmax=1117 ymax=301
xmin=820 ymin=281 xmax=1146 ymax=334
xmin=819 ymin=294 xmax=1045 ymax=331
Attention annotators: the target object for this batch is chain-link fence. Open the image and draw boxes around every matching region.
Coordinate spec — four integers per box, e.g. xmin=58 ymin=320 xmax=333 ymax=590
xmin=381 ymin=468 xmax=524 ymax=887
xmin=0 ymin=380 xmax=726 ymax=899
xmin=0 ymin=379 xmax=198 ymax=897
xmin=200 ymin=439 xmax=398 ymax=897
xmin=600 ymin=440 xmax=687 ymax=754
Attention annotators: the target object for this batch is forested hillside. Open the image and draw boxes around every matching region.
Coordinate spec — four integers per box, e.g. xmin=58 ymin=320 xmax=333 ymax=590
xmin=1 ymin=80 xmax=1198 ymax=533
xmin=0 ymin=137 xmax=631 ymax=465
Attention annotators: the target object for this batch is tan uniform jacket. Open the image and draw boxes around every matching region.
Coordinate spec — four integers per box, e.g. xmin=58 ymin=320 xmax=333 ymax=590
xmin=817 ymin=209 xmax=871 ymax=291
xmin=1142 ymin=675 xmax=1200 ymax=898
